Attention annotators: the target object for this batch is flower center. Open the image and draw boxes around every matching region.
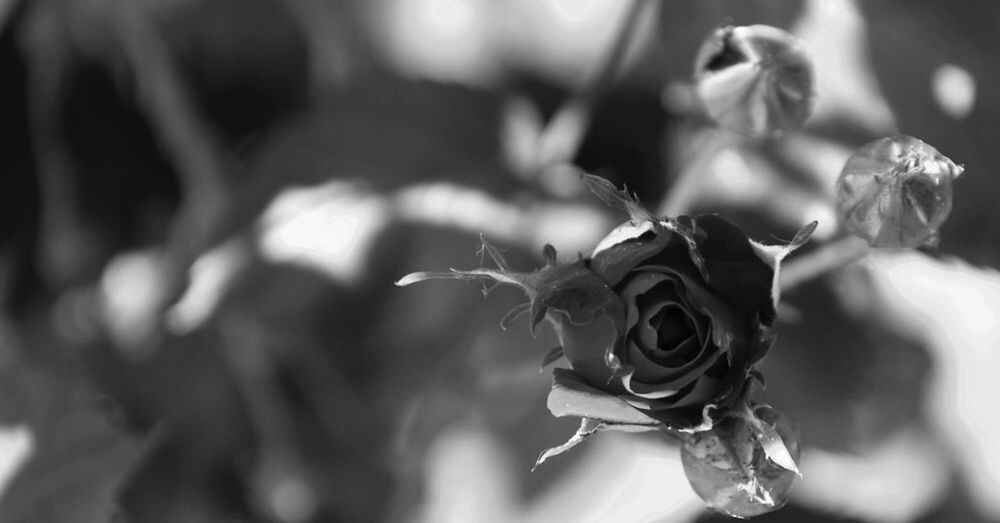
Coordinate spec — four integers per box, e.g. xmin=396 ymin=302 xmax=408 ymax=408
xmin=652 ymin=305 xmax=695 ymax=349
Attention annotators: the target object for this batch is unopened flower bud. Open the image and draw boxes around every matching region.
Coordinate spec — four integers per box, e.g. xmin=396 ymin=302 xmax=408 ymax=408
xmin=693 ymin=25 xmax=815 ymax=137
xmin=836 ymin=135 xmax=963 ymax=248
xmin=681 ymin=405 xmax=801 ymax=518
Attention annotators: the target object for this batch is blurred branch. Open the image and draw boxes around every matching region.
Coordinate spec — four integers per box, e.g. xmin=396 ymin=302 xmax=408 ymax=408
xmin=22 ymin=0 xmax=95 ymax=287
xmin=219 ymin=311 xmax=317 ymax=523
xmin=111 ymin=0 xmax=227 ymax=214
xmin=282 ymin=0 xmax=352 ymax=91
xmin=105 ymin=0 xmax=232 ymax=348
xmin=659 ymin=130 xmax=731 ymax=217
xmin=535 ymin=0 xmax=653 ymax=169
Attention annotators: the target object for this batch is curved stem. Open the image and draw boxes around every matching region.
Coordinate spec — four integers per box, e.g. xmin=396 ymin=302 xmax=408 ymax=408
xmin=659 ymin=130 xmax=732 ymax=217
xmin=780 ymin=235 xmax=870 ymax=291
xmin=535 ymin=0 xmax=653 ymax=169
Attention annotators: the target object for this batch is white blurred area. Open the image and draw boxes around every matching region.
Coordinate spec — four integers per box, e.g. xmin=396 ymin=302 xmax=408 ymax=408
xmin=932 ymin=64 xmax=976 ymax=120
xmin=419 ymin=427 xmax=701 ymax=523
xmin=0 ymin=425 xmax=33 ymax=504
xmin=866 ymin=252 xmax=1000 ymax=519
xmin=368 ymin=0 xmax=654 ymax=87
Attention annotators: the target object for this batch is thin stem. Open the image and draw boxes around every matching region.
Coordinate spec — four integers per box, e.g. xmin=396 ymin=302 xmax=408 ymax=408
xmin=219 ymin=311 xmax=317 ymax=522
xmin=107 ymin=0 xmax=233 ymax=347
xmin=535 ymin=0 xmax=652 ymax=169
xmin=780 ymin=235 xmax=870 ymax=291
xmin=659 ymin=130 xmax=731 ymax=217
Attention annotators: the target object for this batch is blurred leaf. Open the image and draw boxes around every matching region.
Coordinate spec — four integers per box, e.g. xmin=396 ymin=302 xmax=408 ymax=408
xmin=0 ymin=357 xmax=142 ymax=523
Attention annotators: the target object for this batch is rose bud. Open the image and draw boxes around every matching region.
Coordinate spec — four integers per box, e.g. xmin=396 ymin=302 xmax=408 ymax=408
xmin=693 ymin=24 xmax=815 ymax=138
xmin=399 ymin=175 xmax=812 ymax=441
xmin=398 ymin=174 xmax=812 ymax=513
xmin=836 ymin=135 xmax=963 ymax=248
xmin=681 ymin=404 xmax=801 ymax=518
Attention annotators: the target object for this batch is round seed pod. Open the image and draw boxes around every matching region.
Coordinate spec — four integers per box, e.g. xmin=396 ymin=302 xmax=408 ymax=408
xmin=681 ymin=405 xmax=801 ymax=518
xmin=836 ymin=135 xmax=963 ymax=248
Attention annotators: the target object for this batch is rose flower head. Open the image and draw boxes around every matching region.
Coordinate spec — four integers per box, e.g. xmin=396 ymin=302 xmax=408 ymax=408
xmin=397 ymin=174 xmax=813 ymax=516
xmin=836 ymin=135 xmax=963 ymax=248
xmin=693 ymin=24 xmax=815 ymax=138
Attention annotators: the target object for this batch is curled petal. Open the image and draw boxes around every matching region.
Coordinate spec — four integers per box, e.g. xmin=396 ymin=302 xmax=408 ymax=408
xmin=622 ymin=338 xmax=721 ymax=398
xmin=672 ymin=215 xmax=777 ymax=325
xmin=589 ymin=225 xmax=670 ymax=285
xmin=546 ymin=368 xmax=659 ymax=426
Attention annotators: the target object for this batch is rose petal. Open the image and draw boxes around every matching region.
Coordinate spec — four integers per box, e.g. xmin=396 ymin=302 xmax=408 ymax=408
xmin=623 ymin=339 xmax=723 ymax=398
xmin=653 ymin=305 xmax=696 ymax=348
xmin=673 ymin=215 xmax=776 ymax=325
xmin=546 ymin=368 xmax=659 ymax=425
xmin=646 ymin=335 xmax=701 ymax=366
xmin=635 ymin=298 xmax=689 ymax=351
xmin=625 ymin=277 xmax=712 ymax=362
xmin=635 ymin=309 xmax=664 ymax=353
xmin=634 ymin=265 xmax=761 ymax=367
xmin=621 ymin=375 xmax=728 ymax=429
xmin=618 ymin=272 xmax=675 ymax=332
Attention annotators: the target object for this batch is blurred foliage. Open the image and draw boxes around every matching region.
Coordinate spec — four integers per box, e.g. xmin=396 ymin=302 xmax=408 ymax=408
xmin=1 ymin=0 xmax=1000 ymax=522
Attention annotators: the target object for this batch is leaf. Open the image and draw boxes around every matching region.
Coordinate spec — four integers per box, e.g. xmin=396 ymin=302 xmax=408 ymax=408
xmin=546 ymin=368 xmax=659 ymax=426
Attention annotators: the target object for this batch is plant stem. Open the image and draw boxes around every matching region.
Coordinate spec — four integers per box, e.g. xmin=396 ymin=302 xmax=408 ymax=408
xmin=535 ymin=0 xmax=653 ymax=169
xmin=659 ymin=130 xmax=731 ymax=217
xmin=780 ymin=235 xmax=870 ymax=291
